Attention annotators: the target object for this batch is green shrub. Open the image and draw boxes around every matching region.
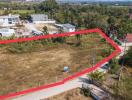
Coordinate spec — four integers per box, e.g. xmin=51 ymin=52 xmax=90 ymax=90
xmin=109 ymin=59 xmax=120 ymax=74
xmin=80 ymin=88 xmax=90 ymax=97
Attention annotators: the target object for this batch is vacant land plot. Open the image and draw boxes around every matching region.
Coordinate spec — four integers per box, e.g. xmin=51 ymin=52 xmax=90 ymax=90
xmin=0 ymin=33 xmax=113 ymax=95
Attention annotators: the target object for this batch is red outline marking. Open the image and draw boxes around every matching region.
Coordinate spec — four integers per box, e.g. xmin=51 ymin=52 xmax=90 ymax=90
xmin=0 ymin=28 xmax=121 ymax=100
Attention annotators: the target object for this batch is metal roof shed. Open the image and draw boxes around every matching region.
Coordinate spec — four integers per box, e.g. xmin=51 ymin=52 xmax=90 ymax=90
xmin=31 ymin=14 xmax=48 ymax=21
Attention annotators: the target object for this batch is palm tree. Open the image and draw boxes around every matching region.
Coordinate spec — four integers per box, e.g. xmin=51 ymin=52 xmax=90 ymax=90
xmin=88 ymin=70 xmax=104 ymax=83
xmin=42 ymin=26 xmax=51 ymax=43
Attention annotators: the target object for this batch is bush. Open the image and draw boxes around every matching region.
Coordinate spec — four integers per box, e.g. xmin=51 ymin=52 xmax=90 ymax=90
xmin=80 ymin=88 xmax=90 ymax=97
xmin=88 ymin=70 xmax=104 ymax=82
xmin=101 ymin=48 xmax=110 ymax=57
xmin=124 ymin=47 xmax=132 ymax=67
xmin=109 ymin=59 xmax=120 ymax=74
xmin=100 ymin=38 xmax=106 ymax=43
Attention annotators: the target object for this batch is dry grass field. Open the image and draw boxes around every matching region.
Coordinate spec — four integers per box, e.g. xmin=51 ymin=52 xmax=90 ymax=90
xmin=0 ymin=33 xmax=113 ymax=95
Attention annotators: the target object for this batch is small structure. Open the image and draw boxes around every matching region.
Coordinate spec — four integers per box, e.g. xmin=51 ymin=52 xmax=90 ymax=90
xmin=55 ymin=23 xmax=76 ymax=32
xmin=63 ymin=24 xmax=76 ymax=32
xmin=0 ymin=14 xmax=20 ymax=27
xmin=125 ymin=34 xmax=132 ymax=42
xmin=30 ymin=14 xmax=56 ymax=24
xmin=0 ymin=28 xmax=15 ymax=37
xmin=117 ymin=34 xmax=132 ymax=58
xmin=122 ymin=34 xmax=132 ymax=47
xmin=63 ymin=66 xmax=69 ymax=72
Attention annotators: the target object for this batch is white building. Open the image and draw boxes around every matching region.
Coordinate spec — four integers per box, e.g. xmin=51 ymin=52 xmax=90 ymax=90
xmin=63 ymin=24 xmax=76 ymax=32
xmin=55 ymin=23 xmax=76 ymax=32
xmin=30 ymin=14 xmax=56 ymax=24
xmin=117 ymin=34 xmax=132 ymax=58
xmin=0 ymin=14 xmax=20 ymax=27
xmin=0 ymin=28 xmax=15 ymax=37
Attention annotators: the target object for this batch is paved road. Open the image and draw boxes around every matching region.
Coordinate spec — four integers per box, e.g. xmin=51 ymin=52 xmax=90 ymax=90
xmin=12 ymin=75 xmax=88 ymax=100
xmin=116 ymin=44 xmax=132 ymax=59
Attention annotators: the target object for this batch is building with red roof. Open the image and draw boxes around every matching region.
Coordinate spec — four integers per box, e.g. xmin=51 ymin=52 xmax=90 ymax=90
xmin=126 ymin=34 xmax=132 ymax=43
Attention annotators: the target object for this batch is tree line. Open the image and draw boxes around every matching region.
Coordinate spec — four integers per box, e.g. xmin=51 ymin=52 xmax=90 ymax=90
xmin=23 ymin=0 xmax=132 ymax=37
xmin=0 ymin=0 xmax=132 ymax=36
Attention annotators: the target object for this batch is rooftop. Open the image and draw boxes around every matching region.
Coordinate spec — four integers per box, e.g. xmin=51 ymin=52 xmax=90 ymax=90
xmin=0 ymin=14 xmax=19 ymax=19
xmin=63 ymin=24 xmax=75 ymax=28
xmin=31 ymin=14 xmax=49 ymax=21
xmin=126 ymin=34 xmax=132 ymax=42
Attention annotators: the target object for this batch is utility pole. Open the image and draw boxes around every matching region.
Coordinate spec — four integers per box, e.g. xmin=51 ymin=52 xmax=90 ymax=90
xmin=92 ymin=46 xmax=96 ymax=66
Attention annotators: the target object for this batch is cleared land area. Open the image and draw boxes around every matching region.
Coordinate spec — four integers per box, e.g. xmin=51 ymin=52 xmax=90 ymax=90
xmin=0 ymin=33 xmax=113 ymax=95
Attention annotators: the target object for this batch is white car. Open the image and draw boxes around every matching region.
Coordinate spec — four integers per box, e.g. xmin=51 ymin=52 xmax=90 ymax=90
xmin=0 ymin=28 xmax=15 ymax=37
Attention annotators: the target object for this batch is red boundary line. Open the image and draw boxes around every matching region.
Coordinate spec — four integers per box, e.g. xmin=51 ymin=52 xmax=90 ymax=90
xmin=0 ymin=28 xmax=121 ymax=100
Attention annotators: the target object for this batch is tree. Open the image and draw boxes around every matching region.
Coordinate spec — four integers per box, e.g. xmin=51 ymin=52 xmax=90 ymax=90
xmin=19 ymin=13 xmax=30 ymax=20
xmin=123 ymin=46 xmax=132 ymax=67
xmin=109 ymin=58 xmax=120 ymax=74
xmin=107 ymin=16 xmax=116 ymax=25
xmin=75 ymin=34 xmax=81 ymax=46
xmin=117 ymin=19 xmax=132 ymax=38
xmin=111 ymin=76 xmax=132 ymax=100
xmin=42 ymin=26 xmax=48 ymax=35
xmin=38 ymin=0 xmax=58 ymax=12
xmin=42 ymin=26 xmax=51 ymax=43
xmin=81 ymin=88 xmax=91 ymax=97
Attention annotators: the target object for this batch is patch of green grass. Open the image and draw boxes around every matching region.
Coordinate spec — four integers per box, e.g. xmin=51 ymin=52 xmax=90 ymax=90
xmin=0 ymin=10 xmax=35 ymax=15
xmin=12 ymin=10 xmax=35 ymax=14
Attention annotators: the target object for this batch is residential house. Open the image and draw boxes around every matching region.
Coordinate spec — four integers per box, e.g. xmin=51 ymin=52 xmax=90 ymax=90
xmin=30 ymin=14 xmax=56 ymax=24
xmin=118 ymin=34 xmax=132 ymax=58
xmin=122 ymin=34 xmax=132 ymax=47
xmin=125 ymin=34 xmax=132 ymax=42
xmin=0 ymin=14 xmax=20 ymax=27
xmin=0 ymin=28 xmax=15 ymax=37
xmin=63 ymin=24 xmax=76 ymax=32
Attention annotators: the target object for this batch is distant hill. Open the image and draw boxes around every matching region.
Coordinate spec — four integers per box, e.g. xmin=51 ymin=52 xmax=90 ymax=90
xmin=57 ymin=0 xmax=131 ymax=3
xmin=0 ymin=0 xmax=34 ymax=1
xmin=57 ymin=0 xmax=132 ymax=6
xmin=0 ymin=0 xmax=132 ymax=5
